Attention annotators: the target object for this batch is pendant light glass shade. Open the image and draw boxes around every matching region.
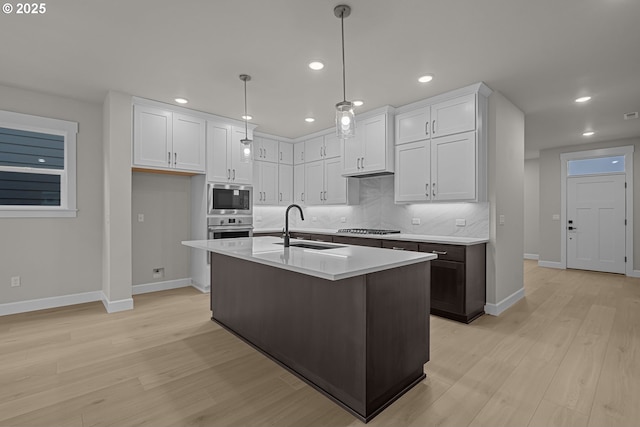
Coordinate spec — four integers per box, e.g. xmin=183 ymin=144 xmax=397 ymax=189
xmin=336 ymin=100 xmax=355 ymax=138
xmin=239 ymin=74 xmax=252 ymax=160
xmin=334 ymin=5 xmax=355 ymax=139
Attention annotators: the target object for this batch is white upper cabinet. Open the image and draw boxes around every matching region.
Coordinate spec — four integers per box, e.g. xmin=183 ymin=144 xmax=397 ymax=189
xmin=293 ymin=143 xmax=305 ymax=165
xmin=393 ymin=83 xmax=490 ymax=203
xmin=254 ymin=136 xmax=279 ymax=163
xmin=278 ymin=163 xmax=293 ymax=205
xmin=279 ymin=142 xmax=294 ymax=165
xmin=305 ymin=136 xmax=325 ymax=163
xmin=294 ymin=163 xmax=305 ymax=204
xmin=431 ymin=93 xmax=476 ymax=138
xmin=323 ymin=133 xmax=342 ymax=159
xmin=342 ymin=109 xmax=394 ymax=177
xmin=206 ymin=121 xmax=253 ymax=184
xmin=304 ymin=158 xmax=358 ymax=206
xmin=133 ymin=104 xmax=205 ymax=173
xmin=254 ymin=160 xmax=278 ymax=205
xmin=395 ymin=107 xmax=431 ymax=145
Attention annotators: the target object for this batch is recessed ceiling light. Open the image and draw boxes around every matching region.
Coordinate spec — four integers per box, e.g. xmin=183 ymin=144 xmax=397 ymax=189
xmin=575 ymin=96 xmax=591 ymax=103
xmin=309 ymin=61 xmax=324 ymax=70
xmin=174 ymin=98 xmax=188 ymax=104
xmin=242 ymin=115 xmax=252 ymax=120
xmin=353 ymin=100 xmax=364 ymax=107
xmin=612 ymin=160 xmax=619 ymax=164
xmin=38 ymin=158 xmax=46 ymax=163
xmin=418 ymin=74 xmax=434 ymax=83
xmin=583 ymin=131 xmax=595 ymax=136
xmin=305 ymin=117 xmax=315 ymax=123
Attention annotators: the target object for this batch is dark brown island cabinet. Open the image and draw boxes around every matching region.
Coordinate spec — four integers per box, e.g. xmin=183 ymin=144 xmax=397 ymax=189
xmin=257 ymin=232 xmax=487 ymax=323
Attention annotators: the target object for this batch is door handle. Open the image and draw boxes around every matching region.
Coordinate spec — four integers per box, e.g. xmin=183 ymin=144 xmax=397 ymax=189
xmin=279 ymin=192 xmax=282 ymax=202
xmin=264 ymin=148 xmax=267 ymax=158
xmin=432 ymin=120 xmax=436 ymax=134
xmin=356 ymin=158 xmax=360 ymax=169
xmin=433 ymin=182 xmax=436 ymax=197
xmin=425 ymin=122 xmax=429 ymax=136
xmin=227 ymin=168 xmax=231 ymax=179
xmin=324 ymin=191 xmax=327 ymax=201
xmin=174 ymin=152 xmax=177 ymax=164
xmin=392 ymin=247 xmax=406 ymax=250
xmin=280 ymin=151 xmax=283 ymax=161
xmin=320 ymin=191 xmax=323 ymax=201
xmin=168 ymin=152 xmax=171 ymax=165
xmin=320 ymin=147 xmax=323 ymax=158
xmin=301 ymin=192 xmax=304 ymax=201
xmin=568 ymin=226 xmax=577 ymax=230
xmin=232 ymin=169 xmax=236 ymax=180
xmin=426 ymin=183 xmax=430 ymax=199
xmin=432 ymin=250 xmax=447 ymax=255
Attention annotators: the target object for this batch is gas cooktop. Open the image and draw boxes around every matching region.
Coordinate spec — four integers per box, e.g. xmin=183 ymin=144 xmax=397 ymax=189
xmin=337 ymin=228 xmax=401 ymax=235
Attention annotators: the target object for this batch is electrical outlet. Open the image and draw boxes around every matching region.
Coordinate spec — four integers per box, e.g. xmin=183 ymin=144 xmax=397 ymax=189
xmin=552 ymin=214 xmax=560 ymax=220
xmin=412 ymin=218 xmax=420 ymax=225
xmin=152 ymin=268 xmax=164 ymax=279
xmin=340 ymin=217 xmax=347 ymax=223
xmin=455 ymin=219 xmax=466 ymax=227
xmin=11 ymin=276 xmax=21 ymax=287
xmin=499 ymin=215 xmax=506 ymax=225
xmin=137 ymin=213 xmax=144 ymax=222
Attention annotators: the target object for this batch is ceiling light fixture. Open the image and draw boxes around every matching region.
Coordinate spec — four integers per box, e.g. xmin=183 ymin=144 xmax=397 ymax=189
xmin=583 ymin=131 xmax=595 ymax=136
xmin=241 ymin=115 xmax=253 ymax=120
xmin=353 ymin=100 xmax=364 ymax=107
xmin=305 ymin=117 xmax=315 ymax=123
xmin=334 ymin=4 xmax=355 ymax=139
xmin=239 ymin=74 xmax=252 ymax=159
xmin=309 ymin=61 xmax=324 ymax=70
xmin=418 ymin=74 xmax=434 ymax=83
xmin=575 ymin=96 xmax=591 ymax=103
xmin=174 ymin=98 xmax=188 ymax=104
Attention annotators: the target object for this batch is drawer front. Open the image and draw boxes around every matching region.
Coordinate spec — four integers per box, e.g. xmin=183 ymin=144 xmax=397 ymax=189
xmin=333 ymin=236 xmax=383 ymax=248
xmin=418 ymin=243 xmax=465 ymax=262
xmin=306 ymin=233 xmax=334 ymax=243
xmin=381 ymin=240 xmax=419 ymax=252
xmin=290 ymin=232 xmax=311 ymax=240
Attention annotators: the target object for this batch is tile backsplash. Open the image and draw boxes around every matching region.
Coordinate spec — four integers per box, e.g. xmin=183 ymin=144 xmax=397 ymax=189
xmin=254 ymin=175 xmax=489 ymax=238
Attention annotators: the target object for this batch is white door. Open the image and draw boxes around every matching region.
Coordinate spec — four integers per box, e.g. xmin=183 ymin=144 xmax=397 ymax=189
xmin=133 ymin=105 xmax=172 ymax=169
xmin=394 ymin=140 xmax=430 ymax=203
xmin=172 ymin=113 xmax=205 ymax=172
xmin=395 ymin=107 xmax=430 ymax=145
xmin=230 ymin=127 xmax=253 ymax=184
xmin=206 ymin=121 xmax=231 ymax=182
xmin=278 ymin=164 xmax=293 ymax=205
xmin=431 ymin=93 xmax=476 ymax=138
xmin=360 ymin=114 xmax=387 ymax=174
xmin=431 ymin=131 xmax=476 ymax=201
xmin=567 ymin=174 xmax=626 ymax=274
xmin=324 ymin=157 xmax=346 ymax=204
xmin=304 ymin=160 xmax=324 ymax=205
xmin=294 ymin=164 xmax=305 ymax=204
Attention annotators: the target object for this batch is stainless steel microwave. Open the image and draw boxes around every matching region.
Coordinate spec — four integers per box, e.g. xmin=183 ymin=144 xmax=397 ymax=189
xmin=207 ymin=183 xmax=253 ymax=215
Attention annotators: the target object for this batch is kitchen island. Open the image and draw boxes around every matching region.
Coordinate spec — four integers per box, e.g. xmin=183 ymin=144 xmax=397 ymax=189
xmin=182 ymin=236 xmax=436 ymax=422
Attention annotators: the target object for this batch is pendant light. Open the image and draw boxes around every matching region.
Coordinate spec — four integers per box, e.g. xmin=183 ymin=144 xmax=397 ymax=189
xmin=334 ymin=4 xmax=355 ymax=139
xmin=239 ymin=74 xmax=252 ymax=160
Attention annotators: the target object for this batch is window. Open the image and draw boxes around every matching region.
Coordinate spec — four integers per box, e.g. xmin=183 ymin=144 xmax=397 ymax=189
xmin=0 ymin=110 xmax=78 ymax=217
xmin=567 ymin=155 xmax=625 ymax=176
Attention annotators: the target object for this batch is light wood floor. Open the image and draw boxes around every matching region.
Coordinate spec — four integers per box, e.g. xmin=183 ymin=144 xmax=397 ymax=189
xmin=2 ymin=261 xmax=639 ymax=427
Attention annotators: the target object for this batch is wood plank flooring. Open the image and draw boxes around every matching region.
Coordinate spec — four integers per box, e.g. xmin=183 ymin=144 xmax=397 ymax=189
xmin=1 ymin=260 xmax=639 ymax=427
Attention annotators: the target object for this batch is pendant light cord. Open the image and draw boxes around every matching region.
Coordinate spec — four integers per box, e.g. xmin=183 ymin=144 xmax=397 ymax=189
xmin=340 ymin=11 xmax=347 ymax=103
xmin=243 ymin=79 xmax=248 ymax=139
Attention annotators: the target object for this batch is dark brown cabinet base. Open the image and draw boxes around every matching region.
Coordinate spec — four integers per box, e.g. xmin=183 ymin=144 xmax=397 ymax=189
xmin=210 ymin=253 xmax=431 ymax=422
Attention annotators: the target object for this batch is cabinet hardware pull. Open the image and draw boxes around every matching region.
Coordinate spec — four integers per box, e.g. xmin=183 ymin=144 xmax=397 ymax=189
xmin=302 ymin=192 xmax=304 ymax=201
xmin=425 ymin=122 xmax=429 ymax=135
xmin=232 ymin=169 xmax=236 ymax=180
xmin=264 ymin=148 xmax=267 ymax=158
xmin=432 ymin=120 xmax=436 ymax=134
xmin=432 ymin=182 xmax=436 ymax=197
xmin=320 ymin=147 xmax=323 ymax=157
xmin=361 ymin=157 xmax=365 ymax=168
xmin=432 ymin=250 xmax=447 ymax=255
xmin=426 ymin=183 xmax=430 ymax=198
xmin=302 ymin=152 xmax=304 ymax=161
xmin=174 ymin=152 xmax=177 ymax=164
xmin=280 ymin=192 xmax=282 ymax=201
xmin=357 ymin=158 xmax=361 ymax=169
xmin=227 ymin=168 xmax=231 ymax=179
xmin=324 ymin=191 xmax=327 ymax=201
xmin=320 ymin=191 xmax=323 ymax=201
xmin=168 ymin=152 xmax=171 ymax=165
xmin=392 ymin=247 xmax=406 ymax=250
xmin=280 ymin=152 xmax=282 ymax=161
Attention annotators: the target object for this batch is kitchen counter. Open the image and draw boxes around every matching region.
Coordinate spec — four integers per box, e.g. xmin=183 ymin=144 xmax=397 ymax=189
xmin=252 ymin=228 xmax=488 ymax=246
xmin=182 ymin=236 xmax=436 ymax=280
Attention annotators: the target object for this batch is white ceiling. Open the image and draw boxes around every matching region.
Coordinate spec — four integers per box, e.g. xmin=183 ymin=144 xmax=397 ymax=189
xmin=1 ymin=0 xmax=639 ymax=158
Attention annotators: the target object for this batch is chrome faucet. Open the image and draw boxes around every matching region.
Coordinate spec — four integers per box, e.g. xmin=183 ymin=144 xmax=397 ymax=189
xmin=284 ymin=204 xmax=305 ymax=248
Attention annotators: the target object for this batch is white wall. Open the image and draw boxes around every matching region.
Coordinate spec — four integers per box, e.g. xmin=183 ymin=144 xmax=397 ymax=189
xmin=524 ymin=159 xmax=540 ymax=258
xmin=0 ymin=84 xmax=103 ymax=304
xmin=132 ymin=172 xmax=191 ymax=285
xmin=539 ymin=137 xmax=640 ymax=268
xmin=486 ymin=91 xmax=525 ymax=314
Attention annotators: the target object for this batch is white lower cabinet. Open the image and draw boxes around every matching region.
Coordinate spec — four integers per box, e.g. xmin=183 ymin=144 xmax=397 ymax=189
xmin=294 ymin=164 xmax=305 ymax=204
xmin=395 ymin=131 xmax=476 ymax=203
xmin=278 ymin=164 xmax=293 ymax=205
xmin=305 ymin=159 xmax=358 ymax=205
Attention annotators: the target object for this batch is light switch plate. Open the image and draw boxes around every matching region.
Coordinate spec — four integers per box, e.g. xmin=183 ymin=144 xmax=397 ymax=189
xmin=412 ymin=218 xmax=420 ymax=225
xmin=499 ymin=215 xmax=505 ymax=225
xmin=137 ymin=214 xmax=144 ymax=222
xmin=455 ymin=219 xmax=466 ymax=227
xmin=552 ymin=214 xmax=560 ymax=220
xmin=11 ymin=276 xmax=21 ymax=287
xmin=340 ymin=217 xmax=347 ymax=223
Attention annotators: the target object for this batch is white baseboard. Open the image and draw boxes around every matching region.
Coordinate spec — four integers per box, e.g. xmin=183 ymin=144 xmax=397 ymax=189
xmin=132 ymin=278 xmax=192 ymax=295
xmin=538 ymin=260 xmax=564 ymax=269
xmin=629 ymin=270 xmax=640 ymax=278
xmin=524 ymin=253 xmax=539 ymax=260
xmin=101 ymin=294 xmax=134 ymax=313
xmin=190 ymin=280 xmax=210 ymax=293
xmin=484 ymin=287 xmax=525 ymax=316
xmin=0 ymin=291 xmax=103 ymax=316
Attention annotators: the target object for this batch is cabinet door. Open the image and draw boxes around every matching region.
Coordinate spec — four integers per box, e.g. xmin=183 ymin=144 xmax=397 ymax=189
xmin=395 ymin=107 xmax=430 ymax=145
xmin=294 ymin=143 xmax=305 ymax=165
xmin=278 ymin=163 xmax=293 ymax=205
xmin=342 ymin=132 xmax=363 ymax=175
xmin=305 ymin=136 xmax=325 ymax=163
xmin=256 ymin=161 xmax=278 ymax=205
xmin=431 ymin=131 xmax=476 ymax=201
xmin=279 ymin=142 xmax=294 ymax=165
xmin=324 ymin=157 xmax=347 ymax=205
xmin=133 ymin=105 xmax=172 ymax=169
xmin=323 ymin=133 xmax=342 ymax=159
xmin=206 ymin=121 xmax=231 ymax=182
xmin=395 ymin=140 xmax=430 ymax=203
xmin=294 ymin=164 xmax=305 ymax=204
xmin=361 ymin=114 xmax=387 ymax=173
xmin=230 ymin=127 xmax=253 ymax=184
xmin=172 ymin=113 xmax=205 ymax=172
xmin=304 ymin=160 xmax=324 ymax=205
xmin=431 ymin=93 xmax=475 ymax=138
xmin=257 ymin=137 xmax=279 ymax=163
xmin=429 ymin=260 xmax=465 ymax=315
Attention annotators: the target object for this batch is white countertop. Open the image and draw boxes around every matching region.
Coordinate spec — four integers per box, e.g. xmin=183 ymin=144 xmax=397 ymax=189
xmin=253 ymin=228 xmax=489 ymax=246
xmin=182 ymin=236 xmax=436 ymax=281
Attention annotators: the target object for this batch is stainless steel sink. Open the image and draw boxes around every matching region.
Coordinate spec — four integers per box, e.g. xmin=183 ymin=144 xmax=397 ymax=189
xmin=274 ymin=242 xmax=344 ymax=250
